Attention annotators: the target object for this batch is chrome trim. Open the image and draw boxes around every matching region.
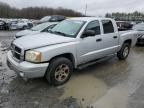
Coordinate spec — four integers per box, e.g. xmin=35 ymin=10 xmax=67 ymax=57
xmin=81 ymin=45 xmax=121 ymax=57
xmin=11 ymin=43 xmax=24 ymax=62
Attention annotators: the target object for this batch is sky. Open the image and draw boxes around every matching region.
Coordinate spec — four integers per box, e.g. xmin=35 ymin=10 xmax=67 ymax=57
xmin=0 ymin=0 xmax=144 ymax=16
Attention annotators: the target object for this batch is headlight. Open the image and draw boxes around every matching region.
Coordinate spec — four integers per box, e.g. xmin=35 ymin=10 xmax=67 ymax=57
xmin=25 ymin=50 xmax=41 ymax=63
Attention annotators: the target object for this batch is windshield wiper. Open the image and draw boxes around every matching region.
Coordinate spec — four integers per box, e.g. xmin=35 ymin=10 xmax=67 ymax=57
xmin=53 ymin=31 xmax=67 ymax=36
xmin=47 ymin=30 xmax=70 ymax=37
xmin=47 ymin=29 xmax=53 ymax=33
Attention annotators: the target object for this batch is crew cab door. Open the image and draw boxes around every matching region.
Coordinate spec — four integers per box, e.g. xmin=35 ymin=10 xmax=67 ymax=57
xmin=77 ymin=20 xmax=103 ymax=65
xmin=98 ymin=20 xmax=119 ymax=56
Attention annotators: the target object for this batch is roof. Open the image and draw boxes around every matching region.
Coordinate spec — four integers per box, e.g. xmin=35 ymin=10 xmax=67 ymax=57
xmin=68 ymin=17 xmax=113 ymax=22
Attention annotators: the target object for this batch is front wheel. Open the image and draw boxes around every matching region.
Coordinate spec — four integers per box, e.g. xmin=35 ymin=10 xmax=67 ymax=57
xmin=117 ymin=43 xmax=131 ymax=60
xmin=46 ymin=57 xmax=73 ymax=86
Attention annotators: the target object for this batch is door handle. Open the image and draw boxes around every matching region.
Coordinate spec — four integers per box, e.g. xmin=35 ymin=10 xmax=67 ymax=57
xmin=96 ymin=38 xmax=102 ymax=42
xmin=113 ymin=36 xmax=118 ymax=39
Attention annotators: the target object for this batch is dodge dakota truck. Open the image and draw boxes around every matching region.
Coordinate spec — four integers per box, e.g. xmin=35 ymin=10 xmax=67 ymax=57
xmin=7 ymin=17 xmax=138 ymax=86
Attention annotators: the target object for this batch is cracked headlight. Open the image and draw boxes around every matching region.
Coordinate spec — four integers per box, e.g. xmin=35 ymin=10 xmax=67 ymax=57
xmin=25 ymin=50 xmax=41 ymax=63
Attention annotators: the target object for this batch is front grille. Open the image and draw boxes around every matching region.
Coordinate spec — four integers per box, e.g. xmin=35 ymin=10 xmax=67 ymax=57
xmin=13 ymin=52 xmax=21 ymax=60
xmin=11 ymin=43 xmax=22 ymax=61
xmin=15 ymin=46 xmax=21 ymax=53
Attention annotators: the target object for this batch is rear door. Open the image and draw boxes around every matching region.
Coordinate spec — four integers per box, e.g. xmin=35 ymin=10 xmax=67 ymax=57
xmin=98 ymin=20 xmax=119 ymax=56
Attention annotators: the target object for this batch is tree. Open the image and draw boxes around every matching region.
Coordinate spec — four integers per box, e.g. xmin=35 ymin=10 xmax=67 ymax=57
xmin=0 ymin=2 xmax=84 ymax=19
xmin=105 ymin=11 xmax=144 ymax=21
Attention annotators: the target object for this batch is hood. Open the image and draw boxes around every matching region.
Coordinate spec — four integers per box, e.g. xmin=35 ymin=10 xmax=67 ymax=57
xmin=16 ymin=30 xmax=40 ymax=37
xmin=13 ymin=32 xmax=76 ymax=50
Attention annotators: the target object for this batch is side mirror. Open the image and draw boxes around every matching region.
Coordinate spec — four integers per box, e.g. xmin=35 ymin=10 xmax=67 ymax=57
xmin=81 ymin=30 xmax=96 ymax=38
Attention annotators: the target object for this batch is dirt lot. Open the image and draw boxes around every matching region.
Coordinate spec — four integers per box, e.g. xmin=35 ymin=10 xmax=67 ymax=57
xmin=0 ymin=31 xmax=144 ymax=108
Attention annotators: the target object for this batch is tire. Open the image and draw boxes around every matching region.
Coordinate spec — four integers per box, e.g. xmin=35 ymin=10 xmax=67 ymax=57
xmin=23 ymin=26 xmax=27 ymax=30
xmin=46 ymin=57 xmax=73 ymax=86
xmin=117 ymin=43 xmax=131 ymax=60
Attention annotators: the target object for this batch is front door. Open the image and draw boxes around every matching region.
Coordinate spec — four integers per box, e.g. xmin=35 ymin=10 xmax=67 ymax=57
xmin=77 ymin=20 xmax=103 ymax=65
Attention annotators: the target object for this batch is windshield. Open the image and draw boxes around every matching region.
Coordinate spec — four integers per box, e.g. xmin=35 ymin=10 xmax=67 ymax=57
xmin=31 ymin=23 xmax=54 ymax=31
xmin=50 ymin=20 xmax=85 ymax=38
xmin=133 ymin=24 xmax=144 ymax=31
xmin=40 ymin=16 xmax=51 ymax=22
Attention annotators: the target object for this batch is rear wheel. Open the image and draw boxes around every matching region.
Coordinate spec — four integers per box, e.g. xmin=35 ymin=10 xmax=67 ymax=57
xmin=46 ymin=57 xmax=73 ymax=86
xmin=117 ymin=43 xmax=131 ymax=60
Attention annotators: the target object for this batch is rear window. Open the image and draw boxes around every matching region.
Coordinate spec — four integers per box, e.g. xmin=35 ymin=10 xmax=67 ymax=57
xmin=102 ymin=20 xmax=114 ymax=34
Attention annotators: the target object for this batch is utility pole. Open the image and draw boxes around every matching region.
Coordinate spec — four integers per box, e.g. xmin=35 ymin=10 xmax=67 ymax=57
xmin=85 ymin=3 xmax=87 ymax=16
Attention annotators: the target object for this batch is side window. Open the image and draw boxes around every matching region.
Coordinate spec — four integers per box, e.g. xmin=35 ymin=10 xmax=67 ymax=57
xmin=86 ymin=20 xmax=101 ymax=35
xmin=102 ymin=20 xmax=114 ymax=34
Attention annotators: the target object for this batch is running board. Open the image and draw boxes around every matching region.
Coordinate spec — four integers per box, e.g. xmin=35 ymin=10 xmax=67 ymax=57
xmin=77 ymin=55 xmax=115 ymax=70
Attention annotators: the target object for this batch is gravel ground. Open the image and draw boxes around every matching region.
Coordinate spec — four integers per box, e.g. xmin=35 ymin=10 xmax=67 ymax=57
xmin=0 ymin=31 xmax=144 ymax=108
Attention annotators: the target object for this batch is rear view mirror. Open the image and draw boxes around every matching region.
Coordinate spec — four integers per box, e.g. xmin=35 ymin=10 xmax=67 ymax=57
xmin=81 ymin=30 xmax=96 ymax=38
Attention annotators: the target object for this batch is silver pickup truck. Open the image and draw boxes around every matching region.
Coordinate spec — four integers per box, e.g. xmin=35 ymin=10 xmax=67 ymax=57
xmin=7 ymin=17 xmax=138 ymax=86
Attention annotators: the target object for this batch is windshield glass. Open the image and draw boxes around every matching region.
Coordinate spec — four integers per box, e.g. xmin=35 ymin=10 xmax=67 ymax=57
xmin=40 ymin=16 xmax=51 ymax=22
xmin=50 ymin=20 xmax=85 ymax=38
xmin=133 ymin=24 xmax=144 ymax=31
xmin=31 ymin=23 xmax=53 ymax=31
